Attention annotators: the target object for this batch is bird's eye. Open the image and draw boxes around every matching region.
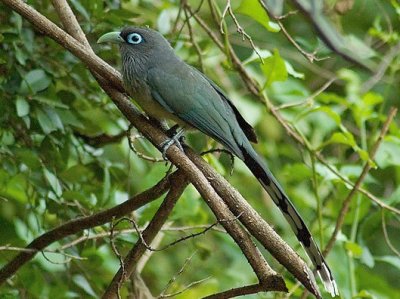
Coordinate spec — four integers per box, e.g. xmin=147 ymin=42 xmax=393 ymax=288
xmin=126 ymin=33 xmax=143 ymax=45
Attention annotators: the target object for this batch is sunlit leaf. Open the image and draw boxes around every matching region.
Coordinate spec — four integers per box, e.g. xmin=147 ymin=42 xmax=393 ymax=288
xmin=237 ymin=0 xmax=280 ymax=32
xmin=35 ymin=108 xmax=57 ymax=134
xmin=72 ymin=275 xmax=97 ymax=297
xmin=260 ymin=49 xmax=287 ymax=88
xmin=345 ymin=241 xmax=363 ymax=257
xmin=20 ymin=69 xmax=51 ymax=94
xmin=375 ymin=256 xmax=400 ymax=271
xmin=43 ymin=168 xmax=63 ymax=197
xmin=15 ymin=96 xmax=30 ymax=117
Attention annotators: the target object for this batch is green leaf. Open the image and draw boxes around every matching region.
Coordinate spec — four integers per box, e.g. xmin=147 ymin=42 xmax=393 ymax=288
xmin=1 ymin=131 xmax=15 ymax=146
xmin=43 ymin=168 xmax=63 ymax=197
xmin=344 ymin=35 xmax=376 ymax=59
xmin=345 ymin=241 xmax=363 ymax=257
xmin=20 ymin=69 xmax=51 ymax=94
xmin=15 ymin=96 xmax=30 ymax=117
xmin=283 ymin=163 xmax=312 ymax=181
xmin=237 ymin=0 xmax=279 ymax=32
xmin=32 ymin=96 xmax=69 ymax=109
xmin=43 ymin=107 xmax=64 ymax=132
xmin=361 ymin=246 xmax=375 ymax=268
xmin=60 ymin=164 xmax=91 ymax=183
xmin=375 ymin=256 xmax=400 ymax=271
xmin=14 ymin=42 xmax=27 ymax=65
xmin=63 ymin=190 xmax=90 ymax=204
xmin=362 ymin=92 xmax=383 ymax=106
xmin=36 ymin=108 xmax=57 ymax=134
xmin=260 ymin=49 xmax=287 ymax=88
xmin=69 ymin=0 xmax=90 ymax=21
xmin=285 ymin=61 xmax=304 ymax=79
xmin=358 ymin=149 xmax=370 ymax=162
xmin=298 ymin=106 xmax=341 ymax=125
xmin=72 ymin=275 xmax=97 ymax=297
xmin=354 ymin=290 xmax=375 ymax=298
xmin=326 ymin=132 xmax=356 ymax=147
xmin=102 ymin=165 xmax=111 ymax=205
xmin=375 ymin=137 xmax=400 ymax=168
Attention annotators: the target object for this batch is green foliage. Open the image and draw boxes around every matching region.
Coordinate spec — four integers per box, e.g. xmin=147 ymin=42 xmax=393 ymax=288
xmin=1 ymin=0 xmax=400 ymax=298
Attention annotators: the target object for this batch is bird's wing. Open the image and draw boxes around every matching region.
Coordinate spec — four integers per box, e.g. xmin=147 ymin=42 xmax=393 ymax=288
xmin=191 ymin=67 xmax=258 ymax=143
xmin=147 ymin=64 xmax=245 ymax=157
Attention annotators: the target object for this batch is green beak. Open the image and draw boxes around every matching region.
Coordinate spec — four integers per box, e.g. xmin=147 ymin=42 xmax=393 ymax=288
xmin=97 ymin=31 xmax=123 ymax=44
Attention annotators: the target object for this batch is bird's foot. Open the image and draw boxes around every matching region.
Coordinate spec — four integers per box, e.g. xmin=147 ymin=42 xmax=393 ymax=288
xmin=160 ymin=127 xmax=185 ymax=160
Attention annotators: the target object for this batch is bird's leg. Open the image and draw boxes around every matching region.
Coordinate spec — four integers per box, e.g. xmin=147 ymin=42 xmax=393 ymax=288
xmin=159 ymin=126 xmax=185 ymax=160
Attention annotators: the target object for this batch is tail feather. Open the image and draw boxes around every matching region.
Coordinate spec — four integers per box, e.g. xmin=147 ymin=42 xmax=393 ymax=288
xmin=241 ymin=145 xmax=339 ymax=297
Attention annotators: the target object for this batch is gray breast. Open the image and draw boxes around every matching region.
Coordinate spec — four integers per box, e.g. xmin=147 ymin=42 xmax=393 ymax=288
xmin=121 ymin=51 xmax=185 ymax=124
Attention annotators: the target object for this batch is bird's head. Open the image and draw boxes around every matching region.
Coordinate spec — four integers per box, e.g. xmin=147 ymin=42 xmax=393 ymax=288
xmin=97 ymin=27 xmax=173 ymax=58
xmin=98 ymin=27 xmax=175 ymax=80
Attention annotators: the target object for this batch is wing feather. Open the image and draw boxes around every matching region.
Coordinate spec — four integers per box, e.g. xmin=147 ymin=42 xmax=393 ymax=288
xmin=147 ymin=65 xmax=244 ymax=157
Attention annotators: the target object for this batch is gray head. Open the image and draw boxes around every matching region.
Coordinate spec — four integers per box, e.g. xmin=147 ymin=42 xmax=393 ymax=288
xmin=98 ymin=27 xmax=176 ymax=81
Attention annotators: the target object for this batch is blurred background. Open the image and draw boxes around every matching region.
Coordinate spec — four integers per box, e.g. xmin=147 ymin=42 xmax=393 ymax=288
xmin=0 ymin=0 xmax=399 ymax=298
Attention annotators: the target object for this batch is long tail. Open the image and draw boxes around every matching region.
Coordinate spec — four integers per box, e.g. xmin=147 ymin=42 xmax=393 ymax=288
xmin=240 ymin=144 xmax=339 ymax=297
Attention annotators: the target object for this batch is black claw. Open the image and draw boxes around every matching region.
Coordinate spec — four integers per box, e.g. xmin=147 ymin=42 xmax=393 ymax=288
xmin=166 ymin=124 xmax=180 ymax=137
xmin=159 ymin=128 xmax=185 ymax=160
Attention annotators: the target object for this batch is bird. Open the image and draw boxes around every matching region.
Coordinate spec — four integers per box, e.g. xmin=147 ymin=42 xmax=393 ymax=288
xmin=98 ymin=27 xmax=339 ymax=297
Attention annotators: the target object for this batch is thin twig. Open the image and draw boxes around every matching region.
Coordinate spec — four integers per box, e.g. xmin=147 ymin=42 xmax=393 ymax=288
xmin=361 ymin=41 xmax=400 ymax=93
xmin=0 ymin=245 xmax=86 ymax=261
xmin=257 ymin=0 xmax=325 ymax=63
xmin=116 ymin=214 xmax=242 ymax=253
xmin=277 ymin=77 xmax=336 ymax=110
xmin=277 ymin=19 xmax=326 ymax=63
xmin=110 ymin=218 xmax=125 ymax=299
xmin=220 ymin=0 xmax=263 ymax=61
xmin=128 ymin=128 xmax=165 ymax=162
xmin=161 ymin=276 xmax=211 ymax=298
xmin=158 ymin=251 xmax=197 ymax=297
xmin=381 ymin=210 xmax=400 ymax=258
xmin=183 ymin=6 xmax=205 ymax=72
xmin=201 ymin=148 xmax=235 ymax=175
xmin=58 ymin=225 xmax=226 ymax=251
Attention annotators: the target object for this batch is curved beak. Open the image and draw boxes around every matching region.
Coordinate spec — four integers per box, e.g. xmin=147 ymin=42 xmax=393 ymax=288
xmin=97 ymin=31 xmax=123 ymax=44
